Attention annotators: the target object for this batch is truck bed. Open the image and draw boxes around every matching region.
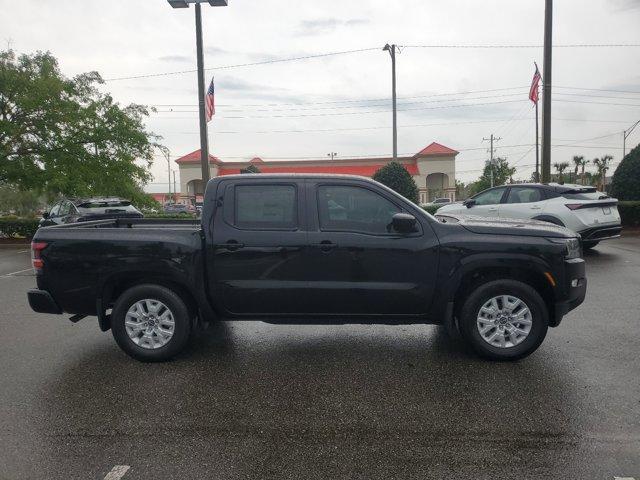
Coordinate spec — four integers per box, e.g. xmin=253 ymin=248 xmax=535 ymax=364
xmin=32 ymin=218 xmax=205 ymax=317
xmin=47 ymin=217 xmax=201 ymax=230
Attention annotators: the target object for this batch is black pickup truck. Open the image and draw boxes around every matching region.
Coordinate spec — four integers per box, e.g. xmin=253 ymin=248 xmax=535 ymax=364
xmin=28 ymin=174 xmax=587 ymax=362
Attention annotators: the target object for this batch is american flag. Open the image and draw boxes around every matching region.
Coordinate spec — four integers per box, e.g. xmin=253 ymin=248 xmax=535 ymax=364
xmin=529 ymin=63 xmax=541 ymax=104
xmin=205 ymin=77 xmax=215 ymax=122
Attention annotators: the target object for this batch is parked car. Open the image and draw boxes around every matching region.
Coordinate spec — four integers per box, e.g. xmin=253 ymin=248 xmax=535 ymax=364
xmin=28 ymin=174 xmax=586 ymax=362
xmin=163 ymin=203 xmax=196 ymax=215
xmin=421 ymin=197 xmax=452 ymax=208
xmin=39 ymin=198 xmax=143 ymax=227
xmin=437 ymin=183 xmax=621 ymax=249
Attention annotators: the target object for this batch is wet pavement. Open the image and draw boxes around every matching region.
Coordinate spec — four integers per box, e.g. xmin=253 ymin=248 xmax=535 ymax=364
xmin=0 ymin=238 xmax=639 ymax=479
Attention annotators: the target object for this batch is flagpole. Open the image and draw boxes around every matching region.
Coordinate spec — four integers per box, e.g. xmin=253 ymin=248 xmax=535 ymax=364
xmin=535 ymin=101 xmax=540 ymax=182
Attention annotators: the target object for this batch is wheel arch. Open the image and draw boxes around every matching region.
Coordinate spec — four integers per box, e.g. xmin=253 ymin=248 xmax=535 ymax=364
xmin=97 ymin=272 xmax=209 ymax=331
xmin=532 ymin=214 xmax=566 ymax=227
xmin=440 ymin=258 xmax=559 ymax=328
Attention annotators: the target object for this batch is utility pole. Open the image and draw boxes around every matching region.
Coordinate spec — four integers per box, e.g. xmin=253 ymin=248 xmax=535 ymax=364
xmin=541 ymin=0 xmax=553 ymax=183
xmin=383 ymin=44 xmax=398 ymax=161
xmin=157 ymin=147 xmax=172 ymax=203
xmin=483 ymin=134 xmax=501 ymax=187
xmin=173 ymin=171 xmax=177 ymax=201
xmin=327 ymin=152 xmax=338 ymax=161
xmin=195 ymin=2 xmax=211 ymax=186
xmin=623 ymin=119 xmax=640 ymax=157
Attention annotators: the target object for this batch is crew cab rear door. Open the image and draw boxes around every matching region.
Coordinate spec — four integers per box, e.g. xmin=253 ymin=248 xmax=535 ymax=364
xmin=206 ymin=178 xmax=310 ymax=315
xmin=304 ymin=179 xmax=439 ymax=316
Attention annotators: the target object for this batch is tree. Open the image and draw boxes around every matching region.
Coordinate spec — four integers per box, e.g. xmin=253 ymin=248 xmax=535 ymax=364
xmin=572 ymin=155 xmax=588 ymax=185
xmin=553 ymin=161 xmax=570 ymax=184
xmin=240 ymin=164 xmax=261 ymax=174
xmin=610 ymin=143 xmax=640 ymax=200
xmin=592 ymin=155 xmax=613 ymax=192
xmin=0 ymin=49 xmax=160 ymax=208
xmin=467 ymin=157 xmax=515 ymax=195
xmin=372 ymin=161 xmax=419 ymax=203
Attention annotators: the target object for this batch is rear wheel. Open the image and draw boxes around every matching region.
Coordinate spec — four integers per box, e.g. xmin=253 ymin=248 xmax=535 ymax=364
xmin=582 ymin=240 xmax=600 ymax=250
xmin=459 ymin=279 xmax=548 ymax=360
xmin=111 ymin=284 xmax=192 ymax=362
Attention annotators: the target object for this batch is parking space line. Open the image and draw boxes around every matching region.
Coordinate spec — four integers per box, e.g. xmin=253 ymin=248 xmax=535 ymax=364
xmin=0 ymin=268 xmax=34 ymax=277
xmin=104 ymin=465 xmax=130 ymax=480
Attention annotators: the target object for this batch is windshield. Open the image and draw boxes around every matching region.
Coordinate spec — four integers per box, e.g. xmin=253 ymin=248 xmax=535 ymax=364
xmin=561 ymin=190 xmax=610 ymax=200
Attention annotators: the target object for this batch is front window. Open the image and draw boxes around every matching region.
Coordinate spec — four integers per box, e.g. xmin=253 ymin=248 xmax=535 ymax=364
xmin=317 ymin=185 xmax=400 ymax=235
xmin=473 ymin=187 xmax=506 ymax=206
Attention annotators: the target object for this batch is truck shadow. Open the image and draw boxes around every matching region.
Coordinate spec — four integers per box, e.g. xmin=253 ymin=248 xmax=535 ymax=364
xmin=38 ymin=322 xmax=584 ymax=478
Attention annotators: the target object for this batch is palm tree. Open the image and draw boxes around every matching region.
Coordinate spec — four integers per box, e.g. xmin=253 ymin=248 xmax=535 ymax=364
xmin=572 ymin=155 xmax=588 ymax=185
xmin=553 ymin=161 xmax=570 ymax=184
xmin=592 ymin=155 xmax=613 ymax=192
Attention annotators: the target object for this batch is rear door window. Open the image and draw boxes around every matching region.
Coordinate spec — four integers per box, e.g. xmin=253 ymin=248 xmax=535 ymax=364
xmin=506 ymin=187 xmax=543 ymax=204
xmin=234 ymin=185 xmax=297 ymax=230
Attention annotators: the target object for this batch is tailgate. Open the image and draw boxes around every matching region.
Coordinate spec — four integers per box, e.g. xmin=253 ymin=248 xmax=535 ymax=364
xmin=567 ymin=201 xmax=621 ymax=227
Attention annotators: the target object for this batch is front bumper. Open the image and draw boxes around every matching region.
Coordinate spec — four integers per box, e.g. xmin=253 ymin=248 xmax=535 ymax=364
xmin=578 ymin=224 xmax=622 ymax=242
xmin=552 ymin=258 xmax=587 ymax=327
xmin=27 ymin=289 xmax=62 ymax=314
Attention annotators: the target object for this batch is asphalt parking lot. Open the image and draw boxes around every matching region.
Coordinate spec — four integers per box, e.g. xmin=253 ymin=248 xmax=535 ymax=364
xmin=0 ymin=237 xmax=639 ymax=480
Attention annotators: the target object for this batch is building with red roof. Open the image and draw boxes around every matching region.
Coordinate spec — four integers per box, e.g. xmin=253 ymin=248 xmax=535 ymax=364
xmin=175 ymin=142 xmax=458 ymax=204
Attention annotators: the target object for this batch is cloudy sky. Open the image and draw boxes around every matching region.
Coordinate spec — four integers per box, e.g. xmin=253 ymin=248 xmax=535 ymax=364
xmin=2 ymin=0 xmax=640 ymax=190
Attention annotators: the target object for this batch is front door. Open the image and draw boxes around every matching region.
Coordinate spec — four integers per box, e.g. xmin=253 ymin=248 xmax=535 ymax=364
xmin=466 ymin=186 xmax=507 ymax=217
xmin=304 ymin=180 xmax=439 ymax=316
xmin=206 ymin=178 xmax=309 ymax=316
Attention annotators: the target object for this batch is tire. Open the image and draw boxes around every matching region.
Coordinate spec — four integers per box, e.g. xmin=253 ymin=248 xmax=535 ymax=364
xmin=458 ymin=279 xmax=548 ymax=361
xmin=111 ymin=284 xmax=192 ymax=362
xmin=582 ymin=240 xmax=599 ymax=250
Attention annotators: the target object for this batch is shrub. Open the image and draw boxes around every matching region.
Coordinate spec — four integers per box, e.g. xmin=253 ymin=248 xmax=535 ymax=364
xmin=422 ymin=205 xmax=439 ymax=215
xmin=372 ymin=161 xmax=419 ymax=203
xmin=610 ymin=144 xmax=640 ymax=200
xmin=618 ymin=201 xmax=640 ymax=227
xmin=0 ymin=217 xmax=40 ymax=238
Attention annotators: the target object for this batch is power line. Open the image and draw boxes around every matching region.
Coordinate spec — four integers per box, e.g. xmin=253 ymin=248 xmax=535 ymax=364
xmin=104 ymin=47 xmax=380 ymax=82
xmin=555 ymin=86 xmax=640 ymax=95
xmin=404 ymin=43 xmax=640 ymax=48
xmin=104 ymin=43 xmax=640 ymax=83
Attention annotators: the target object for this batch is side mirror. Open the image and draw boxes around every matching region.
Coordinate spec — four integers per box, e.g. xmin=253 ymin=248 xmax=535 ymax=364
xmin=463 ymin=199 xmax=476 ymax=208
xmin=42 ymin=211 xmax=50 ymax=219
xmin=392 ymin=213 xmax=417 ymax=234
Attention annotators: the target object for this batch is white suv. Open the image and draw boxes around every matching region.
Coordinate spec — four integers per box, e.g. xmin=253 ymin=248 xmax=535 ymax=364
xmin=437 ymin=183 xmax=622 ymax=249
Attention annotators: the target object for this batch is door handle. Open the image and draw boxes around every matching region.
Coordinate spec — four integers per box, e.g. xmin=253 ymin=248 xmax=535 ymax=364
xmin=488 ymin=208 xmax=498 ymax=212
xmin=216 ymin=240 xmax=245 ymax=251
xmin=317 ymin=240 xmax=337 ymax=253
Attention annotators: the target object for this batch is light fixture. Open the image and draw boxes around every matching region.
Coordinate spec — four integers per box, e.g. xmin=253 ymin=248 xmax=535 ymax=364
xmin=168 ymin=0 xmax=228 ymax=8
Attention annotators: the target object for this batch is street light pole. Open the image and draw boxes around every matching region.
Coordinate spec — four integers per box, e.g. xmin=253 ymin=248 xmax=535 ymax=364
xmin=194 ymin=3 xmax=210 ymax=186
xmin=168 ymin=0 xmax=229 ymax=188
xmin=383 ymin=44 xmax=397 ymax=161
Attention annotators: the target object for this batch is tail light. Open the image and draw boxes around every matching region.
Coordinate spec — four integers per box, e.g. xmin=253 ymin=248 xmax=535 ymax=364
xmin=31 ymin=242 xmax=48 ymax=272
xmin=565 ymin=204 xmax=583 ymax=210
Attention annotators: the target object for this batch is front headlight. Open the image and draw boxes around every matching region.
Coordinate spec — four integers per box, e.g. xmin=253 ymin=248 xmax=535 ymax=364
xmin=550 ymin=237 xmax=581 ymax=259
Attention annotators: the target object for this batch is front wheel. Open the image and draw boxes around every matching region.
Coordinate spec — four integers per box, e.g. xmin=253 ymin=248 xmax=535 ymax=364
xmin=111 ymin=284 xmax=192 ymax=362
xmin=459 ymin=279 xmax=548 ymax=361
